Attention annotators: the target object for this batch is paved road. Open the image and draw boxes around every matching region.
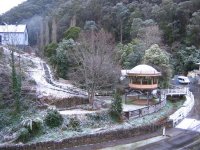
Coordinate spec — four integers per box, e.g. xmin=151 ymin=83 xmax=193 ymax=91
xmin=137 ymin=128 xmax=200 ymax=150
xmin=138 ymin=81 xmax=200 ymax=149
xmin=188 ymin=83 xmax=200 ymax=120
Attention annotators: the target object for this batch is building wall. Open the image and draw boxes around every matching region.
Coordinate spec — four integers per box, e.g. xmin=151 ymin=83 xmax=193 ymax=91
xmin=0 ymin=31 xmax=28 ymax=45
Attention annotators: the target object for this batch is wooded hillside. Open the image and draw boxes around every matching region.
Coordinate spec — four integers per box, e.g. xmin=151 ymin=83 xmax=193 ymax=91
xmin=1 ymin=0 xmax=200 ymax=74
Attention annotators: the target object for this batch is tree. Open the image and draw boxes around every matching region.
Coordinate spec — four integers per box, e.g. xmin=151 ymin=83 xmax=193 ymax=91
xmin=113 ymin=3 xmax=129 ymax=43
xmin=186 ymin=11 xmax=200 ymax=48
xmin=5 ymin=26 xmax=22 ymax=113
xmin=64 ymin=26 xmax=81 ymax=40
xmin=39 ymin=19 xmax=44 ymax=51
xmin=51 ymin=17 xmax=57 ymax=43
xmin=110 ymin=90 xmax=122 ymax=122
xmin=44 ymin=42 xmax=58 ymax=58
xmin=50 ymin=39 xmax=74 ymax=79
xmin=117 ymin=40 xmax=144 ymax=68
xmin=130 ymin=18 xmax=143 ymax=39
xmin=69 ymin=30 xmax=120 ymax=107
xmin=44 ymin=17 xmax=50 ymax=46
xmin=138 ymin=24 xmax=163 ymax=50
xmin=144 ymin=44 xmax=172 ymax=88
xmin=172 ymin=45 xmax=200 ymax=74
xmin=11 ymin=48 xmax=21 ymax=113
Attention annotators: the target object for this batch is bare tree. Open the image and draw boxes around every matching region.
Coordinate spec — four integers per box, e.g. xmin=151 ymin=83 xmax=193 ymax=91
xmin=138 ymin=25 xmax=163 ymax=50
xmin=44 ymin=17 xmax=50 ymax=46
xmin=51 ymin=17 xmax=57 ymax=43
xmin=39 ymin=19 xmax=44 ymax=50
xmin=69 ymin=30 xmax=120 ymax=107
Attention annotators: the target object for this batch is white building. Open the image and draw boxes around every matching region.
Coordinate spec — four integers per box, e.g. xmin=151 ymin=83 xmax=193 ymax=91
xmin=0 ymin=24 xmax=28 ymax=46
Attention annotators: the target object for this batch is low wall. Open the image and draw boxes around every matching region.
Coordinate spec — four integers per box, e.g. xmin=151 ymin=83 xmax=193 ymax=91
xmin=169 ymin=90 xmax=194 ymax=127
xmin=0 ymin=120 xmax=173 ymax=150
xmin=44 ymin=96 xmax=89 ymax=108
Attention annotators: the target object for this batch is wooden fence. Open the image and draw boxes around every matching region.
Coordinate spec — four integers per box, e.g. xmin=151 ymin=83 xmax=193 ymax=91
xmin=124 ymin=98 xmax=166 ymax=119
xmin=124 ymin=88 xmax=189 ymax=119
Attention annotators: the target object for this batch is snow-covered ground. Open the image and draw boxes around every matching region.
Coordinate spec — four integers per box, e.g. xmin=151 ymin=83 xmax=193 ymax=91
xmin=59 ymin=109 xmax=101 ymax=115
xmin=2 ymin=47 xmax=87 ymax=99
xmin=176 ymin=118 xmax=200 ymax=132
xmin=123 ymin=104 xmax=145 ymax=111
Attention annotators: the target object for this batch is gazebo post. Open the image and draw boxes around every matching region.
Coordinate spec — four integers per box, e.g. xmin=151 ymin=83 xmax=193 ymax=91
xmin=147 ymin=91 xmax=149 ymax=106
xmin=125 ymin=93 xmax=127 ymax=104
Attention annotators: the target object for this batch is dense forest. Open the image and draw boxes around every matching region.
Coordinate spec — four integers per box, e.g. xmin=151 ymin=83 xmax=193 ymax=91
xmin=1 ymin=0 xmax=200 ymax=76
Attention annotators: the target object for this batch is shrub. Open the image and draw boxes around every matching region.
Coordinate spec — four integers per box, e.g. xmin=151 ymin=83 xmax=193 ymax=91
xmin=87 ymin=112 xmax=108 ymax=121
xmin=68 ymin=117 xmax=80 ymax=131
xmin=64 ymin=26 xmax=81 ymax=40
xmin=17 ymin=127 xmax=30 ymax=142
xmin=45 ymin=109 xmax=63 ymax=128
xmin=21 ymin=117 xmax=43 ymax=134
xmin=44 ymin=43 xmax=57 ymax=58
xmin=0 ymin=110 xmax=12 ymax=130
xmin=110 ymin=91 xmax=123 ymax=122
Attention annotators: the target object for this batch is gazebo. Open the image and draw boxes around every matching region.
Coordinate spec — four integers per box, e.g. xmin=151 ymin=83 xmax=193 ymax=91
xmin=125 ymin=64 xmax=161 ymax=105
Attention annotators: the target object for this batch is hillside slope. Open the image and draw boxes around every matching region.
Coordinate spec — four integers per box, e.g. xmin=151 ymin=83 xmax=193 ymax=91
xmin=0 ymin=0 xmax=200 ymax=75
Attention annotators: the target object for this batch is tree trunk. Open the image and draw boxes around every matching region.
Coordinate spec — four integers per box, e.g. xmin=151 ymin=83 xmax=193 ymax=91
xmin=70 ymin=15 xmax=77 ymax=27
xmin=88 ymin=89 xmax=95 ymax=107
xmin=51 ymin=17 xmax=57 ymax=43
xmin=120 ymin=20 xmax=123 ymax=43
xmin=45 ymin=17 xmax=50 ymax=46
xmin=40 ymin=19 xmax=44 ymax=50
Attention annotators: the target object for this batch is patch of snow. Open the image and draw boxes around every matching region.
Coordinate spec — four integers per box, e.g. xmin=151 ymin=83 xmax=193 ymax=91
xmin=2 ymin=47 xmax=87 ymax=99
xmin=59 ymin=109 xmax=98 ymax=115
xmin=123 ymin=104 xmax=145 ymax=112
xmin=176 ymin=118 xmax=200 ymax=132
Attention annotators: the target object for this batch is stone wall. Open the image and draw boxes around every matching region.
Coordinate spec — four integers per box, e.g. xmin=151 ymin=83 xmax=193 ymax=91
xmin=0 ymin=120 xmax=173 ymax=150
xmin=49 ymin=96 xmax=89 ymax=108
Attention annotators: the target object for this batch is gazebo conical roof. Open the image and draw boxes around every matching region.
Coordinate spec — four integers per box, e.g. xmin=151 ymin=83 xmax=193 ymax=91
xmin=127 ymin=64 xmax=161 ymax=76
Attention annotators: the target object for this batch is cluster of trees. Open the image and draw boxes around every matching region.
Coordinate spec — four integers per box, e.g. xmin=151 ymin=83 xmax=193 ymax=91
xmin=44 ymin=28 xmax=120 ymax=106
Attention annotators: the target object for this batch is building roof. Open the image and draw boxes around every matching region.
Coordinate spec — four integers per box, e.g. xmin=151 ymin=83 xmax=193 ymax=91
xmin=0 ymin=25 xmax=27 ymax=33
xmin=127 ymin=64 xmax=161 ymax=76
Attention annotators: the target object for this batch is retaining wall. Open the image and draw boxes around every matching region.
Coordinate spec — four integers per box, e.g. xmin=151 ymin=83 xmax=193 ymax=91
xmin=0 ymin=120 xmax=173 ymax=150
xmin=44 ymin=96 xmax=89 ymax=108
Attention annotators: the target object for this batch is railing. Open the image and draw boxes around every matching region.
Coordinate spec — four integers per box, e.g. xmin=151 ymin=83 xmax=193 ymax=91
xmin=124 ymin=97 xmax=167 ymax=119
xmin=129 ymin=83 xmax=158 ymax=90
xmin=161 ymin=88 xmax=188 ymax=95
xmin=124 ymin=88 xmax=191 ymax=120
xmin=169 ymin=89 xmax=194 ymax=127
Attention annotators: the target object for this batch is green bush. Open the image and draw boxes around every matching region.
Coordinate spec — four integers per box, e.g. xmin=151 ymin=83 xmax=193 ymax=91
xmin=45 ymin=109 xmax=63 ymax=128
xmin=17 ymin=127 xmax=30 ymax=142
xmin=68 ymin=117 xmax=80 ymax=131
xmin=87 ymin=112 xmax=108 ymax=121
xmin=0 ymin=114 xmax=12 ymax=130
xmin=21 ymin=117 xmax=43 ymax=134
xmin=64 ymin=26 xmax=81 ymax=40
xmin=44 ymin=43 xmax=58 ymax=58
xmin=110 ymin=91 xmax=123 ymax=122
